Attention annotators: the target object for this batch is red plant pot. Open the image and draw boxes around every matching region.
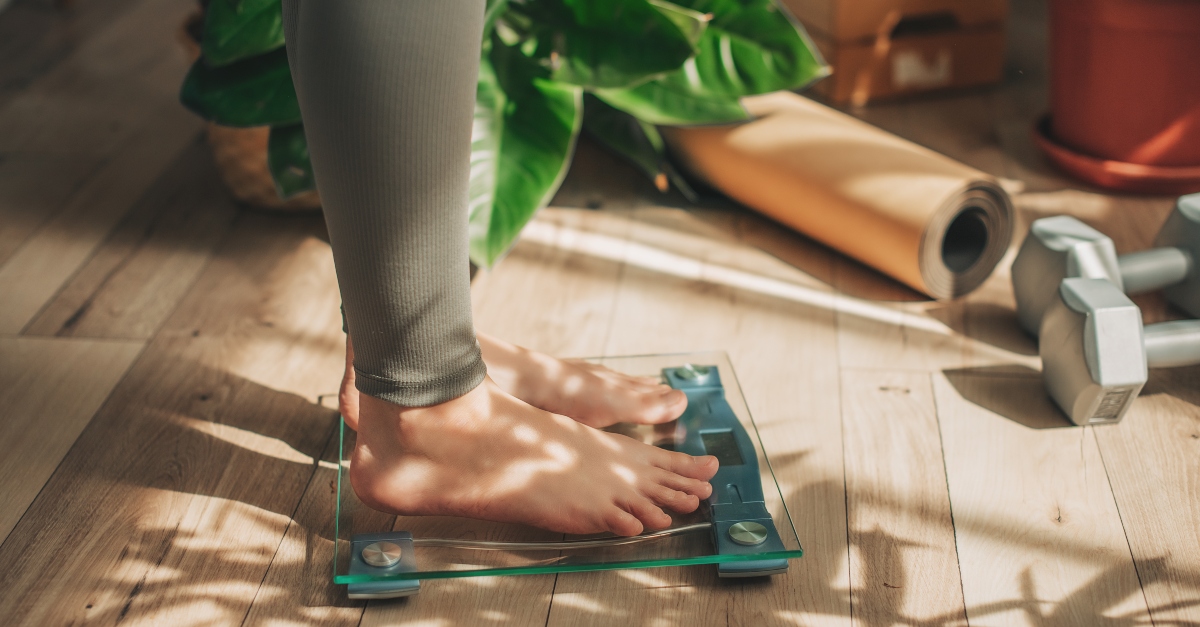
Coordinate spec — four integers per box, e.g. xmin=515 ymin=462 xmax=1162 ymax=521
xmin=1035 ymin=0 xmax=1200 ymax=194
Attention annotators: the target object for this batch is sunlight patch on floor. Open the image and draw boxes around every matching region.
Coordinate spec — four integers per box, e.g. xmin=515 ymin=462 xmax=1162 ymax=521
xmin=520 ymin=216 xmax=1037 ymax=370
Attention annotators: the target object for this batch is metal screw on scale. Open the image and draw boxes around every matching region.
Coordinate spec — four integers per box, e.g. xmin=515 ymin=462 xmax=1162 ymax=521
xmin=361 ymin=541 xmax=403 ymax=568
xmin=676 ymin=363 xmax=711 ymax=381
xmin=727 ymin=521 xmax=769 ymax=546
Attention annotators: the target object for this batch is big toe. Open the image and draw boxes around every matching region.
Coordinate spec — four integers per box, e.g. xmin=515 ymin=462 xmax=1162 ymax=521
xmin=629 ymin=388 xmax=687 ymax=425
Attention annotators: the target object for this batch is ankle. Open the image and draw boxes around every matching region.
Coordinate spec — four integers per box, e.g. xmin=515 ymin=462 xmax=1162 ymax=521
xmin=356 ymin=394 xmax=412 ymax=453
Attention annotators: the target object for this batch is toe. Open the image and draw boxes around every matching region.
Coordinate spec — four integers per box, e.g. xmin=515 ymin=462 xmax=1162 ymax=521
xmin=604 ymin=508 xmax=644 ymax=537
xmin=627 ymin=389 xmax=687 ymax=425
xmin=655 ymin=470 xmax=713 ymax=500
xmin=623 ymin=497 xmax=673 ymax=531
xmin=653 ymin=449 xmax=719 ymax=480
xmin=655 ymin=389 xmax=688 ymax=418
xmin=646 ymin=484 xmax=700 ymax=514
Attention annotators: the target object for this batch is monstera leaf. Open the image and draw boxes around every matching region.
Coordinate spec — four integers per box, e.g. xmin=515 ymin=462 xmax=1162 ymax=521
xmin=202 ymin=0 xmax=286 ymax=68
xmin=518 ymin=0 xmax=706 ymax=89
xmin=180 ymin=47 xmax=300 ymax=127
xmin=648 ymin=0 xmax=710 ymax=44
xmin=484 ymin=0 xmax=511 ymax=38
xmin=267 ymin=123 xmax=315 ymax=198
xmin=595 ymin=0 xmax=825 ymax=124
xmin=673 ymin=0 xmax=826 ymax=97
xmin=591 ymin=80 xmax=748 ymax=126
xmin=468 ymin=38 xmax=583 ymax=266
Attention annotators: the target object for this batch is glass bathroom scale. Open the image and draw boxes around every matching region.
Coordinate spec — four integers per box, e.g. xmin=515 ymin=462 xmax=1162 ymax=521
xmin=332 ymin=351 xmax=803 ymax=598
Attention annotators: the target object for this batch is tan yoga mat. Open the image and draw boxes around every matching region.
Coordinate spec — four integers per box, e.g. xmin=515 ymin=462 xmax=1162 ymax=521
xmin=665 ymin=92 xmax=1013 ymax=299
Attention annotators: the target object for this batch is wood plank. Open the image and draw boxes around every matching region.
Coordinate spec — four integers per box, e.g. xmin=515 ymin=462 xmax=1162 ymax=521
xmin=548 ymin=577 xmax=825 ymax=626
xmin=362 ymin=576 xmax=555 ymax=627
xmin=932 ymin=369 xmax=1150 ymax=625
xmin=840 ymin=370 xmax=966 ymax=626
xmin=0 ymin=0 xmax=196 ymax=156
xmin=0 ymin=335 xmax=144 ymax=542
xmin=0 ymin=151 xmax=101 ymax=267
xmin=24 ymin=139 xmax=240 ymax=339
xmin=1094 ymin=369 xmax=1200 ymax=625
xmin=0 ymin=214 xmax=345 ymax=625
xmin=0 ymin=0 xmax=147 ymax=110
xmin=566 ymin=205 xmax=850 ymax=624
xmin=0 ymin=104 xmax=203 ymax=334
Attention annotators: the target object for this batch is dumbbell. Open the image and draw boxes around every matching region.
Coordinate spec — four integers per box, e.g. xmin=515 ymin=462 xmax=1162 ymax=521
xmin=1040 ymin=277 xmax=1200 ymax=425
xmin=1012 ymin=193 xmax=1200 ymax=336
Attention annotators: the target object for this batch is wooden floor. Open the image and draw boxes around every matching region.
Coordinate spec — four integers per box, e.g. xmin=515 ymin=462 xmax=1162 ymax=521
xmin=1 ymin=0 xmax=1197 ymax=624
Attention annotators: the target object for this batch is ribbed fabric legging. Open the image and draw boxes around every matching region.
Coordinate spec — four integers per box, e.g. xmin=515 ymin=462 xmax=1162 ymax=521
xmin=281 ymin=0 xmax=489 ymax=406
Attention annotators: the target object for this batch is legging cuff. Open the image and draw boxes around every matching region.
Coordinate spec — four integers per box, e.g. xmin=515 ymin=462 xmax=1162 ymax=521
xmin=354 ymin=356 xmax=487 ymax=407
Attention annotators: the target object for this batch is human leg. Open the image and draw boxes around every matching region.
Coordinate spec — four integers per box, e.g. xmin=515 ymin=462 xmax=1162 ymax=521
xmin=283 ymin=0 xmax=714 ymax=535
xmin=286 ymin=0 xmax=485 ymax=405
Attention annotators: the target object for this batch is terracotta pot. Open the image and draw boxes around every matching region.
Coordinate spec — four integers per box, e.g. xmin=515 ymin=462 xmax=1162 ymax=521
xmin=1036 ymin=0 xmax=1200 ymax=194
xmin=179 ymin=12 xmax=321 ymax=211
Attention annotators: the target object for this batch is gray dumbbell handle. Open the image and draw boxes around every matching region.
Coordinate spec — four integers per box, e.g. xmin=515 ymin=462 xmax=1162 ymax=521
xmin=1145 ymin=320 xmax=1200 ymax=368
xmin=1120 ymin=247 xmax=1193 ymax=294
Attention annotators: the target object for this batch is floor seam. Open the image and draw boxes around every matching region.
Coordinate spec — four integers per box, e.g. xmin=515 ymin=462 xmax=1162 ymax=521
xmin=1093 ymin=431 xmax=1158 ymax=627
xmin=929 ymin=372 xmax=972 ymax=626
xmin=832 ymin=257 xmax=856 ymax=625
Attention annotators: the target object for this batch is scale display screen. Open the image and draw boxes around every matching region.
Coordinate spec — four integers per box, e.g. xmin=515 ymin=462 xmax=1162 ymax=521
xmin=700 ymin=430 xmax=744 ymax=466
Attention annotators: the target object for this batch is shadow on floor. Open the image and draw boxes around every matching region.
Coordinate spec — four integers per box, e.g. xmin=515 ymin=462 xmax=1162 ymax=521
xmin=927 ymin=300 xmax=1040 ymax=357
xmin=942 ymin=364 xmax=1075 ymax=430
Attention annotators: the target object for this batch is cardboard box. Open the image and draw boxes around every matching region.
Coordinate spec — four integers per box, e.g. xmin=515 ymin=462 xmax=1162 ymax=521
xmin=808 ymin=24 xmax=1007 ymax=105
xmin=782 ymin=0 xmax=1008 ymax=43
xmin=780 ymin=0 xmax=1009 ymax=104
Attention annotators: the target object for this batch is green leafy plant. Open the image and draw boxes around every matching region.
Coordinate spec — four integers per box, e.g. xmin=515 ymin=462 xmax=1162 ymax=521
xmin=180 ymin=0 xmax=826 ymax=266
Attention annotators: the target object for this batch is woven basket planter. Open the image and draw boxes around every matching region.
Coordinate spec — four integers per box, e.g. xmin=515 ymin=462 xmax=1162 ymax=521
xmin=204 ymin=123 xmax=321 ymax=210
xmin=180 ymin=12 xmax=321 ymax=211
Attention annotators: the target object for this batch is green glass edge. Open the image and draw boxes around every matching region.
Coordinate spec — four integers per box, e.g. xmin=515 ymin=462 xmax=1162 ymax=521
xmin=333 ymin=548 xmax=805 ymax=584
xmin=333 ymin=413 xmax=345 ymax=582
xmin=331 ymin=351 xmax=807 ymax=584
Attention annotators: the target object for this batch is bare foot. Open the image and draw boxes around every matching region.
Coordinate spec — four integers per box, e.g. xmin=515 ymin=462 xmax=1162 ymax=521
xmin=478 ymin=334 xmax=687 ymax=429
xmin=339 ymin=334 xmax=687 ymax=430
xmin=350 ymin=377 xmax=718 ymax=536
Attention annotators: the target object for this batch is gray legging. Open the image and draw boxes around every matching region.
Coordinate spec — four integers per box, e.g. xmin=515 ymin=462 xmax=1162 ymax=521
xmin=281 ymin=0 xmax=488 ymax=406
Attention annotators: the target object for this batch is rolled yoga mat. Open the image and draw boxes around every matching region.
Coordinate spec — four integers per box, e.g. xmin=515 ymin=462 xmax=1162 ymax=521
xmin=664 ymin=92 xmax=1013 ymax=300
